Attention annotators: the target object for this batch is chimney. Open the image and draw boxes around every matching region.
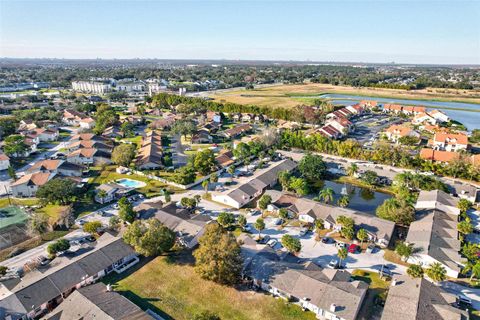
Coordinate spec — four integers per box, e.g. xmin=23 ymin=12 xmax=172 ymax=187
xmin=330 ymin=304 xmax=337 ymax=312
xmin=392 ymin=279 xmax=397 ymax=286
xmin=106 ymin=284 xmax=112 ymax=292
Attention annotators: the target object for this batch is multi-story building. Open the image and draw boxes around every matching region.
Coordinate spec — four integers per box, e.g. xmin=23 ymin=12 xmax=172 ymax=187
xmin=71 ymin=81 xmax=112 ymax=94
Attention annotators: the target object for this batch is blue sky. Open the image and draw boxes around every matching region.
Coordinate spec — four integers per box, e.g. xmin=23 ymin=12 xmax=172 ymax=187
xmin=0 ymin=0 xmax=479 ymax=64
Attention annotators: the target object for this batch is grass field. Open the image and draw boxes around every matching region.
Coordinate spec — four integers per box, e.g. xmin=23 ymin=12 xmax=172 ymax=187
xmin=104 ymin=255 xmax=317 ymax=320
xmin=208 ymin=83 xmax=480 ymax=108
xmin=0 ymin=198 xmax=39 ymax=208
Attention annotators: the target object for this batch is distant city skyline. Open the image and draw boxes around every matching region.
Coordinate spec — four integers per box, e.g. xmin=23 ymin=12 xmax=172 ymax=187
xmin=1 ymin=0 xmax=479 ymax=65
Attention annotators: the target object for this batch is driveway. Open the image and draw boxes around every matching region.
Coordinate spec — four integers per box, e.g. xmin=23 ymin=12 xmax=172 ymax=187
xmin=440 ymin=281 xmax=480 ymax=310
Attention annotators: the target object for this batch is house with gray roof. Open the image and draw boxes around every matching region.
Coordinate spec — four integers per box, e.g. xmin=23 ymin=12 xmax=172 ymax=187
xmin=135 ymin=201 xmax=211 ymax=248
xmin=211 ymin=159 xmax=297 ymax=209
xmin=407 ymin=190 xmax=465 ymax=278
xmin=0 ymin=233 xmax=138 ymax=320
xmin=43 ymin=283 xmax=154 ymax=320
xmin=242 ymin=247 xmax=368 ymax=320
xmin=381 ymin=275 xmax=468 ymax=320
xmin=265 ymin=190 xmax=395 ymax=247
xmin=406 ymin=209 xmax=464 ymax=278
xmin=415 ymin=190 xmax=460 ymax=215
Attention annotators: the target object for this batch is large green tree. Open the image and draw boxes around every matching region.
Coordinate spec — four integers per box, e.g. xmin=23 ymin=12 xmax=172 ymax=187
xmin=193 ymin=149 xmax=216 ymax=175
xmin=123 ymin=218 xmax=175 ymax=256
xmin=193 ymin=223 xmax=243 ymax=285
xmin=3 ymin=135 xmax=28 ymax=156
xmin=376 ymin=198 xmax=415 ymax=225
xmin=94 ymin=104 xmax=118 ymax=134
xmin=112 ymin=143 xmax=136 ymax=167
xmin=118 ymin=197 xmax=136 ymax=223
xmin=281 ymin=234 xmax=301 ymax=253
xmin=37 ymin=178 xmax=77 ymax=205
xmin=425 ymin=262 xmax=446 ymax=283
xmin=298 ymin=153 xmax=326 ymax=181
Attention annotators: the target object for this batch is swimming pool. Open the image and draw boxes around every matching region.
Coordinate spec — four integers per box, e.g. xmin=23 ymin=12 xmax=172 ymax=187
xmin=116 ymin=178 xmax=146 ymax=189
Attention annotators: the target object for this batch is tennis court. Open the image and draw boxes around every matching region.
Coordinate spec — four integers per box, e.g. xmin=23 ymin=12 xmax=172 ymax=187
xmin=0 ymin=206 xmax=29 ymax=229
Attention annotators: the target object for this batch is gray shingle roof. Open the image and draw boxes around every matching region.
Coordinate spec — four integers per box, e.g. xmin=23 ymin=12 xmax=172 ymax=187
xmin=381 ymin=275 xmax=468 ymax=320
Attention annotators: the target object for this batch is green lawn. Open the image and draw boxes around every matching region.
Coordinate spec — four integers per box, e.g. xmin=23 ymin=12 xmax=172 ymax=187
xmin=0 ymin=198 xmax=39 ymax=208
xmin=104 ymin=255 xmax=317 ymax=320
xmin=351 ymin=269 xmax=391 ymax=320
xmin=36 ymin=205 xmax=70 ymax=224
xmin=121 ymin=136 xmax=143 ymax=149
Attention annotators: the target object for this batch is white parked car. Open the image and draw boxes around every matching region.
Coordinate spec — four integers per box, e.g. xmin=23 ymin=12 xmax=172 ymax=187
xmin=267 ymin=239 xmax=278 ymax=248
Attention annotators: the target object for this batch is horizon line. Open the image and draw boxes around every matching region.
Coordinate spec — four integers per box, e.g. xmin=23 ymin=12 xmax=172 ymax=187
xmin=1 ymin=57 xmax=479 ymax=67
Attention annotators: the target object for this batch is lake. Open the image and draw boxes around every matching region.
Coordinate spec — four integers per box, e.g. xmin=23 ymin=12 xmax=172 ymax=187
xmin=318 ymin=93 xmax=480 ymax=131
xmin=311 ymin=180 xmax=392 ymax=215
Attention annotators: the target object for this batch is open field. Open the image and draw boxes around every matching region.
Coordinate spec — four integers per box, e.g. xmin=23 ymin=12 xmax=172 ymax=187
xmin=104 ymin=254 xmax=317 ymax=320
xmin=208 ymin=83 xmax=480 ymax=108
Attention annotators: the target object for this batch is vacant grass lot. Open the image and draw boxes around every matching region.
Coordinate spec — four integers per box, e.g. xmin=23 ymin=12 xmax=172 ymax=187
xmin=104 ymin=255 xmax=316 ymax=320
xmin=0 ymin=198 xmax=39 ymax=208
xmin=209 ymin=83 xmax=480 ymax=108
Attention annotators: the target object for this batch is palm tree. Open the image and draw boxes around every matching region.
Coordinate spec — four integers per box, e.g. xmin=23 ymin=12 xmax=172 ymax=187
xmin=337 ymin=248 xmax=348 ymax=268
xmin=227 ymin=166 xmax=235 ymax=182
xmin=463 ymin=260 xmax=480 ymax=281
xmin=97 ymin=189 xmax=108 ymax=201
xmin=319 ymin=188 xmax=335 ymax=204
xmin=202 ymin=179 xmax=209 ymax=195
xmin=356 ymin=228 xmax=368 ymax=247
xmin=337 ymin=195 xmax=350 ymax=208
xmin=346 ymin=163 xmax=358 ymax=177
xmin=426 ymin=262 xmax=447 ymax=283
xmin=254 ymin=218 xmax=265 ymax=239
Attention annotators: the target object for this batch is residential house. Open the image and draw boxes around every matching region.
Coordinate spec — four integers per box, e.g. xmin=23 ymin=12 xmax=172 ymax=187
xmin=383 ymin=104 xmax=403 ymax=114
xmin=67 ymin=148 xmax=111 ymax=166
xmin=215 ymin=150 xmax=235 ymax=168
xmin=62 ymin=109 xmax=95 ymax=128
xmin=254 ymin=114 xmax=267 ymax=123
xmin=103 ymin=125 xmax=124 ymax=139
xmin=10 ymin=171 xmax=56 ymax=197
xmin=381 ymin=275 xmax=468 ymax=320
xmin=0 ymin=233 xmax=138 ymax=320
xmin=431 ymin=133 xmax=469 ymax=152
xmin=326 ymin=117 xmax=354 ymax=134
xmin=18 ymin=119 xmax=38 ymax=131
xmin=318 ymin=125 xmax=343 ymax=139
xmin=0 ymin=152 xmax=10 ymax=170
xmin=412 ymin=112 xmax=437 ymax=125
xmin=221 ymin=124 xmax=252 ymax=139
xmin=135 ymin=130 xmax=164 ymax=170
xmin=241 ymin=113 xmax=254 ymax=122
xmin=448 ymin=181 xmax=478 ymax=204
xmin=149 ymin=116 xmax=176 ymax=130
xmin=414 ymin=190 xmax=460 ymax=215
xmin=67 ymin=140 xmax=113 ymax=153
xmin=206 ymin=111 xmax=222 ymax=123
xmin=44 ymin=283 xmax=154 ymax=320
xmin=191 ymin=129 xmax=213 ymax=144
xmin=95 ymin=183 xmax=129 ymax=203
xmin=27 ymin=159 xmax=84 ymax=177
xmin=243 ymin=252 xmax=368 ymax=320
xmin=211 ymin=159 xmax=297 ymax=209
xmin=407 ymin=190 xmax=464 ymax=278
xmin=135 ymin=201 xmax=211 ymax=249
xmin=402 ymin=106 xmax=426 ymax=116
xmin=266 ymin=190 xmax=395 ymax=247
xmin=359 ymin=100 xmax=378 ymax=109
xmin=345 ymin=104 xmax=364 ymax=116
xmin=428 ymin=109 xmax=450 ymax=123
xmin=420 ymin=148 xmax=459 ymax=164
xmin=70 ymin=133 xmax=112 ymax=144
xmin=385 ymin=125 xmax=420 ymax=143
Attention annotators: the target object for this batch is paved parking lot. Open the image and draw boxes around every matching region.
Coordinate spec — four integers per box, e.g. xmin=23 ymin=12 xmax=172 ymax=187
xmin=348 ymin=114 xmax=403 ymax=144
xmin=244 ymin=214 xmax=407 ymax=275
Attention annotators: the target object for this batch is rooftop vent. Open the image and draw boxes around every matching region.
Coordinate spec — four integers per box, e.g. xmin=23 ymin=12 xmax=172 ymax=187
xmin=330 ymin=304 xmax=337 ymax=312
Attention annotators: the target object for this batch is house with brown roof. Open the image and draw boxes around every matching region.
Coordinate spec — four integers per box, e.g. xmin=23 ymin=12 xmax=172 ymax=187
xmin=385 ymin=125 xmax=420 ymax=143
xmin=135 ymin=130 xmax=163 ymax=170
xmin=215 ymin=150 xmax=235 ymax=168
xmin=431 ymin=133 xmax=469 ymax=152
xmin=381 ymin=275 xmax=468 ymax=320
xmin=412 ymin=112 xmax=437 ymax=125
xmin=359 ymin=100 xmax=378 ymax=109
xmin=382 ymin=104 xmax=403 ymax=114
xmin=402 ymin=105 xmax=426 ymax=115
xmin=319 ymin=124 xmax=343 ymax=139
xmin=420 ymin=148 xmax=459 ymax=163
xmin=62 ymin=109 xmax=95 ymax=129
xmin=10 ymin=171 xmax=56 ymax=197
xmin=221 ymin=124 xmax=252 ymax=139
xmin=27 ymin=159 xmax=84 ymax=177
xmin=66 ymin=148 xmax=111 ymax=166
xmin=67 ymin=140 xmax=113 ymax=153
